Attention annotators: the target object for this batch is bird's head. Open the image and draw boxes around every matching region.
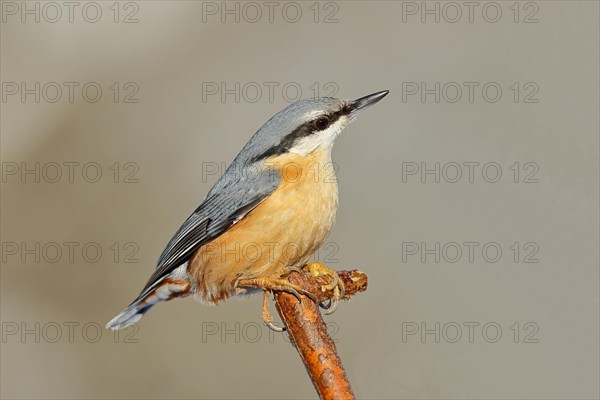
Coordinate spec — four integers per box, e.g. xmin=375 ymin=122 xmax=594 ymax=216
xmin=241 ymin=90 xmax=389 ymax=163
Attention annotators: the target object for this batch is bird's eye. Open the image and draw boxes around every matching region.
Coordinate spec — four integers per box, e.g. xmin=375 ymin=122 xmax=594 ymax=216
xmin=313 ymin=116 xmax=330 ymax=131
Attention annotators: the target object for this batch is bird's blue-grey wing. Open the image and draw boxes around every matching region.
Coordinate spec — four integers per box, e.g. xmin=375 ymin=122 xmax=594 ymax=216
xmin=138 ymin=168 xmax=280 ymax=296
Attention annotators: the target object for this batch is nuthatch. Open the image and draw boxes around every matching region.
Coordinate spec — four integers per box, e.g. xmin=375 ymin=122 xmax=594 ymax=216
xmin=107 ymin=90 xmax=389 ymax=331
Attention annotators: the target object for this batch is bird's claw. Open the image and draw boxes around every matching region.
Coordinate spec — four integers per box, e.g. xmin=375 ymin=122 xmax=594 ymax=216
xmin=303 ymin=262 xmax=345 ymax=315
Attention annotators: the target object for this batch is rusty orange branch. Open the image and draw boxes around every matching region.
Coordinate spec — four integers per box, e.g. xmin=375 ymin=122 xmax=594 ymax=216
xmin=274 ymin=269 xmax=368 ymax=400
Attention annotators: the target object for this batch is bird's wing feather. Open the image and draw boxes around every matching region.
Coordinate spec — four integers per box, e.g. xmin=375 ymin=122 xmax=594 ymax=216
xmin=138 ymin=169 xmax=280 ymax=296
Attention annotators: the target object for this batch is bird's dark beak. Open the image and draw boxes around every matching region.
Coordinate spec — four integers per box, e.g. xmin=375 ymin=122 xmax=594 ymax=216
xmin=349 ymin=90 xmax=389 ymax=116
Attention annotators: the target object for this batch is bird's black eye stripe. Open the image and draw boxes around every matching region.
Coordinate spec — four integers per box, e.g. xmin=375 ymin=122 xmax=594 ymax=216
xmin=311 ymin=103 xmax=352 ymax=133
xmin=310 ymin=104 xmax=351 ymax=132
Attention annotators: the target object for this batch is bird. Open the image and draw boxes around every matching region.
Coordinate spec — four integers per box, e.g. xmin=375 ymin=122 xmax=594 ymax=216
xmin=106 ymin=90 xmax=389 ymax=331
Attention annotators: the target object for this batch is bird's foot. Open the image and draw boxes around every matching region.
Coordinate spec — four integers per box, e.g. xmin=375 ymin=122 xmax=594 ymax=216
xmin=238 ymin=272 xmax=317 ymax=332
xmin=303 ymin=261 xmax=345 ymax=315
xmin=237 ymin=274 xmax=316 ymax=303
xmin=261 ymin=290 xmax=286 ymax=332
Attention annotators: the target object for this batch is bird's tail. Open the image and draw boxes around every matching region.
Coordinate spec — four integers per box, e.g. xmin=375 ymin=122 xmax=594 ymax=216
xmin=106 ymin=301 xmax=151 ymax=330
xmin=106 ymin=277 xmax=191 ymax=330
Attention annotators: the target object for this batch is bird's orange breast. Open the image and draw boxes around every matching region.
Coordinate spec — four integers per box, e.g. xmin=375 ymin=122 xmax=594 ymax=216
xmin=188 ymin=149 xmax=339 ymax=303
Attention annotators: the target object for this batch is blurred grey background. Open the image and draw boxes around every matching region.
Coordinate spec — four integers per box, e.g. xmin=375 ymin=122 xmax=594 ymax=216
xmin=1 ymin=1 xmax=598 ymax=399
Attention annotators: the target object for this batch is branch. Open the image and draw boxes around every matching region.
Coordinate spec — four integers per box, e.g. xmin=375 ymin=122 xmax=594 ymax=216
xmin=274 ymin=269 xmax=368 ymax=400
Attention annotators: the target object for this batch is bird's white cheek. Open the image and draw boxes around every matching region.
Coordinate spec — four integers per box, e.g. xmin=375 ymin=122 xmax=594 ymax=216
xmin=289 ymin=118 xmax=347 ymax=156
